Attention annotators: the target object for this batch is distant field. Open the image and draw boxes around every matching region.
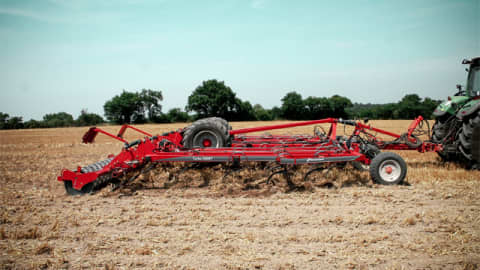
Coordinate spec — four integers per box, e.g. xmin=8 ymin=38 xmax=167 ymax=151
xmin=1 ymin=120 xmax=479 ymax=269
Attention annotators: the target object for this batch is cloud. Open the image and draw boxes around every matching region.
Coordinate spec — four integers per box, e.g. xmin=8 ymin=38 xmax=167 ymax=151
xmin=251 ymin=0 xmax=267 ymax=9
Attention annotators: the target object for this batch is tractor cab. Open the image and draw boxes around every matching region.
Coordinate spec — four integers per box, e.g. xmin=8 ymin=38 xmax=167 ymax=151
xmin=464 ymin=57 xmax=480 ymax=97
xmin=434 ymin=57 xmax=480 ymax=117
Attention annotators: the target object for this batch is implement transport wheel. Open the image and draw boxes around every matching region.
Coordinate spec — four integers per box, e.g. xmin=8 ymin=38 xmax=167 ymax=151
xmin=370 ymin=152 xmax=407 ymax=185
xmin=182 ymin=118 xmax=230 ymax=148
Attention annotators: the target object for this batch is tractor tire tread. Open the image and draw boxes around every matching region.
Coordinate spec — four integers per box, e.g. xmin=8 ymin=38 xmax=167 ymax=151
xmin=182 ymin=117 xmax=230 ymax=149
xmin=459 ymin=110 xmax=480 ymax=160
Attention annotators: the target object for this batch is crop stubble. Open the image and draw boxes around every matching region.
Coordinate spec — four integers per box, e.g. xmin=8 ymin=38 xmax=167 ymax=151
xmin=0 ymin=120 xmax=479 ymax=269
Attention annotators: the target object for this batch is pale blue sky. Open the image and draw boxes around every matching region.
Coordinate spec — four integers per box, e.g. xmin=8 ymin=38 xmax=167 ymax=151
xmin=0 ymin=0 xmax=479 ymax=120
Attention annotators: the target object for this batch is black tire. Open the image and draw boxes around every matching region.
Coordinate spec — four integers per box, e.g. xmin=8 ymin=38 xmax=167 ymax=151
xmin=64 ymin=181 xmax=94 ymax=195
xmin=370 ymin=152 xmax=407 ymax=185
xmin=182 ymin=118 xmax=230 ymax=149
xmin=459 ymin=110 xmax=480 ymax=161
xmin=472 ymin=125 xmax=480 ymax=166
xmin=432 ymin=116 xmax=457 ymax=161
xmin=209 ymin=117 xmax=232 ymax=132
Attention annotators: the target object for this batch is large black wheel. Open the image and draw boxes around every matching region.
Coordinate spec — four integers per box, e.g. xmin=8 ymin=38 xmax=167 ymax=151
xmin=209 ymin=117 xmax=232 ymax=133
xmin=459 ymin=110 xmax=480 ymax=163
xmin=370 ymin=152 xmax=407 ymax=185
xmin=431 ymin=115 xmax=459 ymax=161
xmin=182 ymin=117 xmax=230 ymax=149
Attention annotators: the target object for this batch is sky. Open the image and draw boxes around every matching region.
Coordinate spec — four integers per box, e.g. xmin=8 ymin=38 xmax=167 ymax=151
xmin=0 ymin=0 xmax=479 ymax=121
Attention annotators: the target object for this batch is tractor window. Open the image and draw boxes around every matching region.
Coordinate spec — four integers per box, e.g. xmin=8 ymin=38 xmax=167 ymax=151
xmin=468 ymin=67 xmax=480 ymax=95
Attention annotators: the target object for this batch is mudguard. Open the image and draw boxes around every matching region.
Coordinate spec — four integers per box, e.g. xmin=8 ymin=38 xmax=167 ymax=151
xmin=433 ymin=96 xmax=469 ymax=117
xmin=456 ymin=99 xmax=480 ymax=120
xmin=433 ymin=106 xmax=448 ymax=117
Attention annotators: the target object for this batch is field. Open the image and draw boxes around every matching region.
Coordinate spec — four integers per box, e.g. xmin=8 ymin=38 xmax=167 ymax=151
xmin=1 ymin=120 xmax=479 ymax=269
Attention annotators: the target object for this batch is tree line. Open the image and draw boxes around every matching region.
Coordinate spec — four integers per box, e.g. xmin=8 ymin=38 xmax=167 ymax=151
xmin=0 ymin=110 xmax=104 ymax=130
xmin=0 ymin=79 xmax=442 ymax=129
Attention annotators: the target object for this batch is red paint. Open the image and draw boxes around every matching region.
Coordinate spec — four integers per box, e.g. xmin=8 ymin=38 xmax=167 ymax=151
xmin=203 ymin=139 xmax=212 ymax=147
xmin=59 ymin=116 xmax=442 ymax=191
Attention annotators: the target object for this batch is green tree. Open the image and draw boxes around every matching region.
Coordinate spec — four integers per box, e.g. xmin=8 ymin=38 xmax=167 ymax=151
xmin=76 ymin=109 xmax=105 ymax=126
xmin=230 ymin=99 xmax=257 ymax=121
xmin=421 ymin=97 xmax=441 ymax=119
xmin=396 ymin=94 xmax=422 ymax=119
xmin=166 ymin=108 xmax=191 ymax=123
xmin=24 ymin=119 xmax=44 ymax=129
xmin=139 ymin=89 xmax=163 ymax=121
xmin=0 ymin=112 xmax=9 ymax=129
xmin=304 ymin=96 xmax=331 ymax=119
xmin=377 ymin=103 xmax=396 ymax=119
xmin=253 ymin=104 xmax=273 ymax=121
xmin=186 ymin=80 xmax=239 ymax=120
xmin=280 ymin=92 xmax=305 ymax=120
xmin=104 ymin=91 xmax=144 ymax=124
xmin=270 ymin=106 xmax=283 ymax=120
xmin=329 ymin=95 xmax=353 ymax=118
xmin=43 ymin=112 xmax=74 ymax=127
xmin=6 ymin=116 xmax=23 ymax=129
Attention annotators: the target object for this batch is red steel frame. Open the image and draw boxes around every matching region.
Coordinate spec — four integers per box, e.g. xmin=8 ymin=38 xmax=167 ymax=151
xmin=59 ymin=116 xmax=441 ymax=190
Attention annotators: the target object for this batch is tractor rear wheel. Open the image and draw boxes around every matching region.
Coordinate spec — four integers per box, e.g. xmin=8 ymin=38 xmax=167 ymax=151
xmin=182 ymin=118 xmax=230 ymax=149
xmin=432 ymin=116 xmax=458 ymax=161
xmin=459 ymin=110 xmax=480 ymax=165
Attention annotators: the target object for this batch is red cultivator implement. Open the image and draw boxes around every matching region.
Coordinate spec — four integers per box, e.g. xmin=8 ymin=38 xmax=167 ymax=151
xmin=58 ymin=116 xmax=441 ymax=195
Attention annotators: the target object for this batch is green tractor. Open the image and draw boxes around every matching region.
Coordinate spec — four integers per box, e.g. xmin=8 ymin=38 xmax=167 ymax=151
xmin=432 ymin=57 xmax=480 ymax=168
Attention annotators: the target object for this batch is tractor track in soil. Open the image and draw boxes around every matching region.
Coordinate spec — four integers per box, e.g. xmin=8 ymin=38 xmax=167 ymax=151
xmin=1 ymin=121 xmax=479 ymax=269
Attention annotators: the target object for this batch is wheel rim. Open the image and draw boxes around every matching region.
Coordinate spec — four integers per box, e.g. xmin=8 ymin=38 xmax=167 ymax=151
xmin=378 ymin=159 xmax=401 ymax=183
xmin=192 ymin=130 xmax=220 ymax=148
xmin=202 ymin=139 xmax=212 ymax=147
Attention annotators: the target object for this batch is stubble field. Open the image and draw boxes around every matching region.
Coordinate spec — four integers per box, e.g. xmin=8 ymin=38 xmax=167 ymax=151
xmin=0 ymin=120 xmax=479 ymax=269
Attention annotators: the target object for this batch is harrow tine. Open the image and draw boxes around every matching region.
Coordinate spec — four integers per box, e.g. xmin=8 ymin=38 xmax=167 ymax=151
xmin=165 ymin=163 xmax=211 ymax=188
xmin=265 ymin=167 xmax=285 ymax=186
xmin=303 ymin=164 xmax=336 ymax=189
xmin=112 ymin=163 xmax=157 ymax=192
xmin=222 ymin=164 xmax=244 ymax=183
xmin=165 ymin=164 xmax=192 ymax=188
xmin=263 ymin=165 xmax=296 ymax=189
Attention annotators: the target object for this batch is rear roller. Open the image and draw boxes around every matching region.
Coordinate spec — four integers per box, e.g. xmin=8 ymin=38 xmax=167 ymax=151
xmin=64 ymin=181 xmax=94 ymax=195
xmin=369 ymin=152 xmax=407 ymax=185
xmin=64 ymin=158 xmax=114 ymax=195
